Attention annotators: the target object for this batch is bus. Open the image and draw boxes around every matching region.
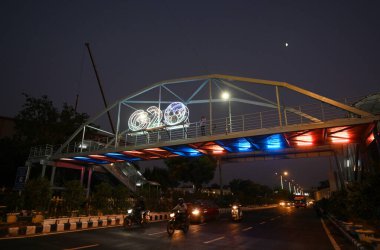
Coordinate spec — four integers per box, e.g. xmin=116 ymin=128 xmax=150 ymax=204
xmin=293 ymin=195 xmax=307 ymax=208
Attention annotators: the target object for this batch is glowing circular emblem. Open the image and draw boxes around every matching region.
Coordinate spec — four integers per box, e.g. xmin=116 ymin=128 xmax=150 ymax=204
xmin=163 ymin=102 xmax=189 ymax=126
xmin=128 ymin=110 xmax=150 ymax=131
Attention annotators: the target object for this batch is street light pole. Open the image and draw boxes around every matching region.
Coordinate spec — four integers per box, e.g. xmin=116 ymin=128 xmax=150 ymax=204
xmin=221 ymin=91 xmax=232 ymax=133
xmin=228 ymin=98 xmax=232 ymax=133
xmin=280 ymin=175 xmax=284 ymax=190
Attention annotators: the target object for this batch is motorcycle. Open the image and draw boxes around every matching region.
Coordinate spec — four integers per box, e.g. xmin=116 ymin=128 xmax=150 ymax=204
xmin=124 ymin=208 xmax=150 ymax=228
xmin=231 ymin=204 xmax=243 ymax=221
xmin=167 ymin=210 xmax=189 ymax=236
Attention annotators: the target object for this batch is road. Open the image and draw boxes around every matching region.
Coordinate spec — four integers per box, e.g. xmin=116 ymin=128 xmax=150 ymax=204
xmin=0 ymin=207 xmax=353 ymax=250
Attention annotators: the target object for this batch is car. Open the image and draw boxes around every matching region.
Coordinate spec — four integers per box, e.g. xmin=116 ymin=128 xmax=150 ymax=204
xmin=187 ymin=200 xmax=219 ymax=223
xmin=279 ymin=200 xmax=293 ymax=207
xmin=294 ymin=200 xmax=307 ymax=208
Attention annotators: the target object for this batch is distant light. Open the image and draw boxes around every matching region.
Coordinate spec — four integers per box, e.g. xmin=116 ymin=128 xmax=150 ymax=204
xmin=295 ymin=135 xmax=313 ymax=146
xmin=78 ymin=143 xmax=88 ymax=149
xmin=60 ymin=158 xmax=74 ymax=161
xmin=366 ymin=133 xmax=375 ymax=144
xmin=221 ymin=91 xmax=230 ymax=100
xmin=212 ymin=150 xmax=224 ymax=155
xmin=285 ymin=42 xmax=289 ymax=47
xmin=331 ymin=131 xmax=350 ymax=143
xmin=266 ymin=134 xmax=283 ymax=149
xmin=284 ymin=171 xmax=288 ymax=176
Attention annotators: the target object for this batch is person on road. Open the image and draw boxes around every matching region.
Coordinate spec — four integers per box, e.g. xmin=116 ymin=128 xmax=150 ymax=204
xmin=200 ymin=116 xmax=206 ymax=136
xmin=172 ymin=198 xmax=188 ymax=223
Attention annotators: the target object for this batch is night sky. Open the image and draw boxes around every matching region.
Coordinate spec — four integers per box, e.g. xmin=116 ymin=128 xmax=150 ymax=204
xmin=1 ymin=1 xmax=379 ymax=189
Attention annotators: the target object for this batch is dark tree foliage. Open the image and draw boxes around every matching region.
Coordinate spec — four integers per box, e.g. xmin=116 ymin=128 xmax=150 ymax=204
xmin=164 ymin=156 xmax=216 ymax=191
xmin=113 ymin=185 xmax=131 ymax=213
xmin=229 ymin=178 xmax=273 ymax=205
xmin=63 ymin=180 xmax=86 ymax=213
xmin=91 ymin=182 xmax=114 ymax=214
xmin=14 ymin=93 xmax=89 ymax=145
xmin=143 ymin=167 xmax=179 ymax=191
xmin=0 ymin=94 xmax=89 ymax=187
xmin=22 ymin=177 xmax=52 ymax=211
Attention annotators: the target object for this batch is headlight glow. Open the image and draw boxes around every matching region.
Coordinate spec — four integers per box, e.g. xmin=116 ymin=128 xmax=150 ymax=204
xmin=192 ymin=209 xmax=200 ymax=215
xmin=232 ymin=205 xmax=238 ymax=209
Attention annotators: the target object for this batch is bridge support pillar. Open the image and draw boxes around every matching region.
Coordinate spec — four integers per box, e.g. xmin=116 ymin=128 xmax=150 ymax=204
xmin=41 ymin=160 xmax=47 ymax=178
xmin=50 ymin=166 xmax=56 ymax=186
xmin=86 ymin=167 xmax=93 ymax=198
xmin=80 ymin=167 xmax=85 ymax=185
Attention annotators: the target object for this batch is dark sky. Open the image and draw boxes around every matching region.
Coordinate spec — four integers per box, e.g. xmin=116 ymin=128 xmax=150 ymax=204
xmin=1 ymin=0 xmax=379 ymax=189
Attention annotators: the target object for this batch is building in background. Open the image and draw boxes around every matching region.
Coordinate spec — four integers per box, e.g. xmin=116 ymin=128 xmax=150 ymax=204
xmin=0 ymin=116 xmax=15 ymax=139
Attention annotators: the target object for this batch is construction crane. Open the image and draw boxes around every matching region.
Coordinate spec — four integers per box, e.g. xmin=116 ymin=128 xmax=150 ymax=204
xmin=85 ymin=42 xmax=115 ymax=134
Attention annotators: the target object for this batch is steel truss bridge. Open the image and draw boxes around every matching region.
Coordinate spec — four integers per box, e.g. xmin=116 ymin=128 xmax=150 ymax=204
xmin=28 ymin=75 xmax=379 ymax=192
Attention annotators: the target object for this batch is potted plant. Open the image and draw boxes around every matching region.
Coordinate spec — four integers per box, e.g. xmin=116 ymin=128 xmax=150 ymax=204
xmin=4 ymin=191 xmax=23 ymax=224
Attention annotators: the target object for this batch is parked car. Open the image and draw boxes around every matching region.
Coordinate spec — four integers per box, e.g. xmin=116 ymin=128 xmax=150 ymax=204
xmin=187 ymin=200 xmax=219 ymax=223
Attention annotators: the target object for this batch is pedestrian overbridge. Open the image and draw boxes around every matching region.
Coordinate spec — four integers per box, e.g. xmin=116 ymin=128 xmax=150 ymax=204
xmin=27 ymin=74 xmax=379 ymax=192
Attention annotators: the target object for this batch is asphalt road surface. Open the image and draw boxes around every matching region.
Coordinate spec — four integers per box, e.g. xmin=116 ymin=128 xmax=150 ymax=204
xmin=0 ymin=207 xmax=353 ymax=250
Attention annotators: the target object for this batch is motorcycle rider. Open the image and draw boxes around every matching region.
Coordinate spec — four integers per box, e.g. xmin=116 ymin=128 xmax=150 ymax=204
xmin=172 ymin=198 xmax=188 ymax=223
xmin=231 ymin=199 xmax=243 ymax=219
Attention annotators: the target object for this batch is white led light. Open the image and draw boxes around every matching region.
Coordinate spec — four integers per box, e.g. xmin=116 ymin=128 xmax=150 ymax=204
xmin=163 ymin=102 xmax=189 ymax=126
xmin=128 ymin=102 xmax=189 ymax=131
xmin=128 ymin=110 xmax=150 ymax=131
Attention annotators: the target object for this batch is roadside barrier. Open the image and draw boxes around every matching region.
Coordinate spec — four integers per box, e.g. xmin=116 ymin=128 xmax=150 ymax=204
xmin=5 ymin=212 xmax=169 ymax=238
xmin=325 ymin=213 xmax=367 ymax=250
xmin=4 ymin=205 xmax=275 ymax=238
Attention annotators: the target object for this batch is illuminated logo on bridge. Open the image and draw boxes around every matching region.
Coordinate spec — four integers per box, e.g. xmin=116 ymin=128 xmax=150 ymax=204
xmin=128 ymin=102 xmax=189 ymax=132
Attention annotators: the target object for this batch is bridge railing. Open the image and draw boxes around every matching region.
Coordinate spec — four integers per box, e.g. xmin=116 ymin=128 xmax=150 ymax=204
xmin=28 ymin=100 xmax=363 ymax=157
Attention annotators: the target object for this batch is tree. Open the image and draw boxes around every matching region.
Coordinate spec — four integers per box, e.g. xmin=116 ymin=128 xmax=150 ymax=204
xmin=0 ymin=94 xmax=90 ymax=188
xmin=113 ymin=185 xmax=131 ymax=213
xmin=229 ymin=179 xmax=274 ymax=205
xmin=62 ymin=180 xmax=86 ymax=213
xmin=14 ymin=93 xmax=89 ymax=146
xmin=91 ymin=182 xmax=114 ymax=214
xmin=143 ymin=167 xmax=178 ymax=191
xmin=23 ymin=177 xmax=52 ymax=211
xmin=164 ymin=156 xmax=216 ymax=191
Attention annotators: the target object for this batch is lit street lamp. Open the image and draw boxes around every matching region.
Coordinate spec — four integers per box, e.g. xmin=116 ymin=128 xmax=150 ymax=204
xmin=221 ymin=91 xmax=232 ymax=133
xmin=275 ymin=171 xmax=288 ymax=190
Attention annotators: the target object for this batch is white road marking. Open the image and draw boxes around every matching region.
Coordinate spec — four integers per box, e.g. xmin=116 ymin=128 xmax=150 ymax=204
xmin=320 ymin=218 xmax=341 ymax=250
xmin=204 ymin=236 xmax=225 ymax=244
xmin=64 ymin=244 xmax=99 ymax=250
xmin=148 ymin=231 xmax=167 ymax=236
xmin=242 ymin=227 xmax=253 ymax=231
